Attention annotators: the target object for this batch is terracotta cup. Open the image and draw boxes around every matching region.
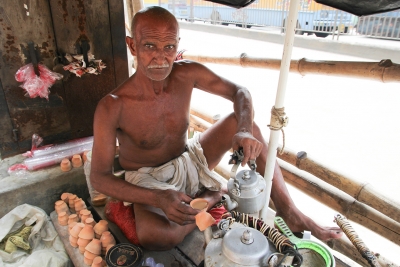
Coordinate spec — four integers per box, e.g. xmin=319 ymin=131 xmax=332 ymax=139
xmin=70 ymin=223 xmax=85 ymax=238
xmin=69 ymin=235 xmax=78 ymax=248
xmin=100 ymin=231 xmax=116 ymax=255
xmin=74 ymin=198 xmax=87 ymax=214
xmin=190 ymin=198 xmax=208 ymax=212
xmin=58 ymin=211 xmax=68 ymax=226
xmin=68 ymin=194 xmax=77 ymax=211
xmin=190 ymin=198 xmax=214 ymax=231
xmin=195 ymin=211 xmax=216 ymax=231
xmin=69 ymin=222 xmax=78 ymax=235
xmin=55 ymin=200 xmax=69 ymax=214
xmin=93 ymin=220 xmax=108 ymax=239
xmin=72 ymin=154 xmax=83 ymax=168
xmin=80 ymin=209 xmax=93 ymax=222
xmin=85 ymin=217 xmax=96 ymax=227
xmin=91 ymin=256 xmax=104 ymax=267
xmin=78 ymin=225 xmax=95 ymax=240
xmin=68 ymin=214 xmax=79 ymax=225
xmin=61 ymin=192 xmax=70 ymax=204
xmin=85 ymin=238 xmax=102 ymax=256
xmin=77 ymin=237 xmax=92 ymax=254
xmin=60 ymin=159 xmax=72 ymax=172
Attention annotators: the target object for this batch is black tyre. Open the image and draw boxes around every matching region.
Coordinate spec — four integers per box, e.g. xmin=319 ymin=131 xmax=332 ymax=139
xmin=315 ymin=32 xmax=329 ymax=37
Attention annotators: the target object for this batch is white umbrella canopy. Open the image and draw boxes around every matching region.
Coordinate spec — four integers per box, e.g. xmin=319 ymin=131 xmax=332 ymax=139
xmin=205 ymin=0 xmax=400 ymax=16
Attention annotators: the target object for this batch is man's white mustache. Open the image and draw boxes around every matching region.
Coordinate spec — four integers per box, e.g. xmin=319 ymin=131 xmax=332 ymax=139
xmin=148 ymin=63 xmax=169 ymax=69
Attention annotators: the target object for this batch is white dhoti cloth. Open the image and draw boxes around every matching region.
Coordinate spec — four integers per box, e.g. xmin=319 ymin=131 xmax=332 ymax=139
xmin=124 ymin=134 xmax=226 ymax=205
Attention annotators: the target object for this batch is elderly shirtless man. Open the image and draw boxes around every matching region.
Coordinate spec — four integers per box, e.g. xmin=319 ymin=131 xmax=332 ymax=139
xmin=90 ymin=6 xmax=342 ymax=250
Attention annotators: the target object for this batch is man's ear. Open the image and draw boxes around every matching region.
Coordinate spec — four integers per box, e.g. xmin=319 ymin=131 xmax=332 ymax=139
xmin=126 ymin=36 xmax=137 ymax=56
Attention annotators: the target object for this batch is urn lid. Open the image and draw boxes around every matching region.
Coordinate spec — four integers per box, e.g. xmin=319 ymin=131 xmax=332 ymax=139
xmin=221 ymin=227 xmax=269 ymax=265
xmin=105 ymin=243 xmax=143 ymax=267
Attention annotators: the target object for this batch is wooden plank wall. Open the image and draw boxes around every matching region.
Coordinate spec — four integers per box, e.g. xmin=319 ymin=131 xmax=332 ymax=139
xmin=0 ymin=0 xmax=128 ymax=158
xmin=0 ymin=0 xmax=70 ymax=157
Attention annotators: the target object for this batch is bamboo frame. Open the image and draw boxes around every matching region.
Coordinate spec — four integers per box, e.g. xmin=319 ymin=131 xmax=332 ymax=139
xmin=278 ymin=159 xmax=400 ymax=245
xmin=182 ymin=52 xmax=400 ymax=83
xmin=190 ymin=109 xmax=400 ymax=224
xmin=277 ymin=146 xmax=400 ymax=224
xmin=189 ymin=111 xmax=400 ymax=244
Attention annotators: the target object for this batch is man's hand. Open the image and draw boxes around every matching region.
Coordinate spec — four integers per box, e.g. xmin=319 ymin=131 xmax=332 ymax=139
xmin=156 ymin=189 xmax=198 ymax=225
xmin=232 ymin=131 xmax=263 ymax=166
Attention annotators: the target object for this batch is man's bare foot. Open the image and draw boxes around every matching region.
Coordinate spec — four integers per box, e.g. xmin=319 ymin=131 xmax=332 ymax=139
xmin=276 ymin=207 xmax=343 ymax=241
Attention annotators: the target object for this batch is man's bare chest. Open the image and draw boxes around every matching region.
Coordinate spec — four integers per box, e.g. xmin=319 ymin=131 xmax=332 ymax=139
xmin=118 ymin=96 xmax=190 ymax=148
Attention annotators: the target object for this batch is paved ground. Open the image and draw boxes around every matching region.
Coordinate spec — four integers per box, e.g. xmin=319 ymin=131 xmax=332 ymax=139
xmin=179 ymin=27 xmax=400 ymax=265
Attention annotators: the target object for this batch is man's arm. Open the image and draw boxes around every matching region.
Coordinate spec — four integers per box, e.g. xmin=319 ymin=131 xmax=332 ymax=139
xmin=188 ymin=61 xmax=263 ymax=164
xmin=90 ymin=94 xmax=197 ymax=225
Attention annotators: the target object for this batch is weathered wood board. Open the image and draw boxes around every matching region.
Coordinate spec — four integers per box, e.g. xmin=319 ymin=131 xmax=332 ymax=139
xmin=0 ymin=0 xmax=128 ymax=158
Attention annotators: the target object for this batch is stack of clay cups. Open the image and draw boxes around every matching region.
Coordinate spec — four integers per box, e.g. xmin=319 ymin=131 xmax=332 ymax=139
xmin=68 ymin=194 xmax=77 ymax=212
xmin=93 ymin=220 xmax=108 ymax=239
xmin=80 ymin=209 xmax=93 ymax=222
xmin=69 ymin=223 xmax=85 ymax=248
xmin=85 ymin=217 xmax=96 ymax=227
xmin=91 ymin=256 xmax=106 ymax=267
xmin=55 ymin=200 xmax=69 ymax=215
xmin=72 ymin=154 xmax=83 ymax=168
xmin=84 ymin=239 xmax=102 ymax=265
xmin=61 ymin=192 xmax=71 ymax=204
xmin=58 ymin=211 xmax=69 ymax=226
xmin=74 ymin=198 xmax=87 ymax=215
xmin=68 ymin=214 xmax=79 ymax=225
xmin=99 ymin=231 xmax=116 ymax=255
xmin=69 ymin=222 xmax=78 ymax=235
xmin=77 ymin=225 xmax=94 ymax=254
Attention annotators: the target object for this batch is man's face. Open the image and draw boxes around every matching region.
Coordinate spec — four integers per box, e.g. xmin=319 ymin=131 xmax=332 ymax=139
xmin=127 ymin=17 xmax=179 ymax=81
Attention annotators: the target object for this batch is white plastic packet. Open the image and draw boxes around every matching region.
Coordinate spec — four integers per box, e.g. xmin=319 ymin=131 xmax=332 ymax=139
xmin=0 ymin=204 xmax=72 ymax=267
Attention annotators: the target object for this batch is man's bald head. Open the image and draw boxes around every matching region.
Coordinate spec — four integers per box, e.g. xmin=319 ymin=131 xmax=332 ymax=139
xmin=131 ymin=6 xmax=179 ymax=40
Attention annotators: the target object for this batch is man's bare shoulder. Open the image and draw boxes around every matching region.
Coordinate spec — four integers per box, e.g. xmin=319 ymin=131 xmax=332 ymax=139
xmin=173 ymin=60 xmax=214 ymax=78
xmin=174 ymin=59 xmax=204 ymax=70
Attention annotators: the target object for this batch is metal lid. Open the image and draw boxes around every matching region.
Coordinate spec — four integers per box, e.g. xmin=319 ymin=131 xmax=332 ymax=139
xmin=105 ymin=243 xmax=143 ymax=267
xmin=221 ymin=227 xmax=269 ymax=265
xmin=235 ymin=170 xmax=258 ymax=190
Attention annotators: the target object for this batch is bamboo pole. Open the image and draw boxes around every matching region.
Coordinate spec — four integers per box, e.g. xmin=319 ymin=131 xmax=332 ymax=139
xmin=189 ymin=114 xmax=211 ymax=133
xmin=325 ymin=236 xmax=397 ymax=267
xmin=277 ymin=146 xmax=400 ymax=224
xmin=277 ymin=159 xmax=400 ymax=245
xmin=190 ymin=110 xmax=400 ymax=224
xmin=183 ymin=52 xmax=400 ymax=83
xmin=190 ymin=105 xmax=221 ymax=124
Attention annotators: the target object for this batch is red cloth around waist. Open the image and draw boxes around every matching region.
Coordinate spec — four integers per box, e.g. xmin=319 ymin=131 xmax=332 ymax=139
xmin=105 ymin=199 xmax=227 ymax=246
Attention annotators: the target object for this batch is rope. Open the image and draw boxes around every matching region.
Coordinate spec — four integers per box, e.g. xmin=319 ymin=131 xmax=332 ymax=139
xmin=334 ymin=214 xmax=382 ymax=267
xmin=222 ymin=211 xmax=303 ymax=266
xmin=267 ymin=106 xmax=288 ymax=155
